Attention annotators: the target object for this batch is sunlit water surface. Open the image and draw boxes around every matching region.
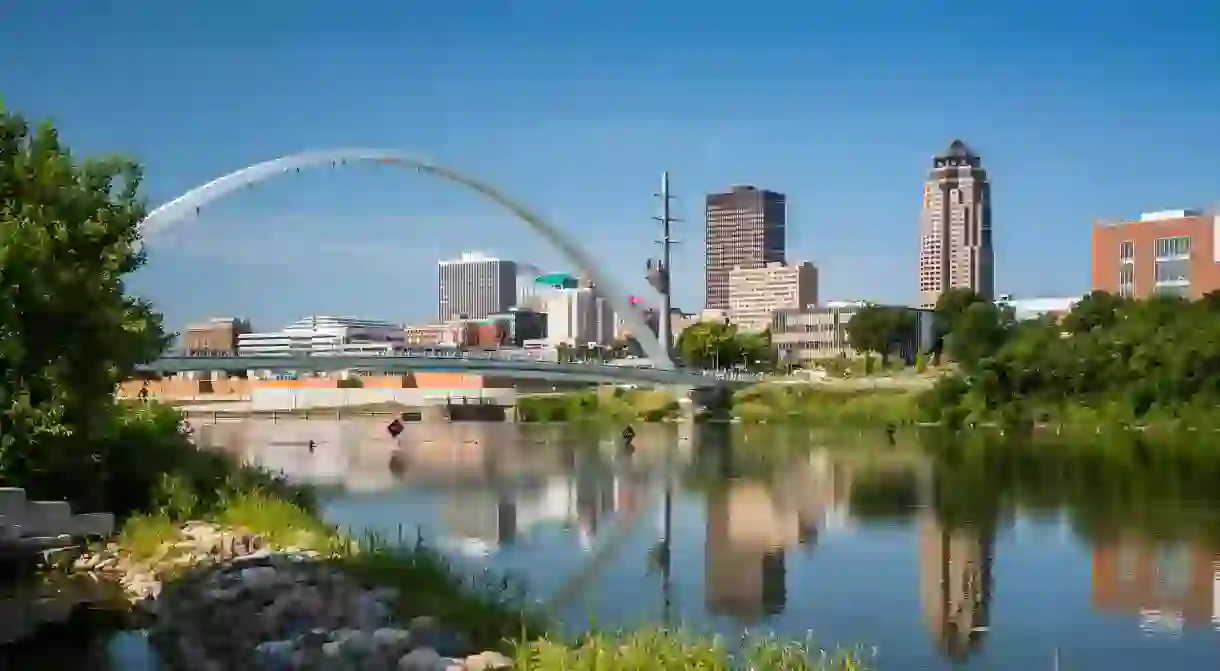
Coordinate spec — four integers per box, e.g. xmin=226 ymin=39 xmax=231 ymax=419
xmin=8 ymin=419 xmax=1220 ymax=671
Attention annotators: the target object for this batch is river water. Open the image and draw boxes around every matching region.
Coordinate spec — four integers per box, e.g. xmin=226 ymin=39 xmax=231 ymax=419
xmin=10 ymin=419 xmax=1220 ymax=670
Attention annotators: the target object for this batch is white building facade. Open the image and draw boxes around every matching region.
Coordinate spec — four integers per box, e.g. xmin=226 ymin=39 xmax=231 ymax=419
xmin=237 ymin=316 xmax=406 ymax=357
xmin=438 ymin=252 xmax=518 ymax=320
xmin=544 ymin=287 xmax=615 ymax=347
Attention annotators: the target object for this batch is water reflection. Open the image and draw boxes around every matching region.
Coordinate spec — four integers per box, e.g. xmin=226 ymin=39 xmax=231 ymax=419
xmin=190 ymin=421 xmax=1220 ymax=670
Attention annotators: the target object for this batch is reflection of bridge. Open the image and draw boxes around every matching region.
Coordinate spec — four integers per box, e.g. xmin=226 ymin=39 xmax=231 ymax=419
xmin=140 ymin=354 xmax=758 ymax=388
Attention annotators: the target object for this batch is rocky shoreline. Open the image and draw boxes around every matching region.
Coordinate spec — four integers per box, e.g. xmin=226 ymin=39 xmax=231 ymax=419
xmin=69 ymin=522 xmax=514 ymax=670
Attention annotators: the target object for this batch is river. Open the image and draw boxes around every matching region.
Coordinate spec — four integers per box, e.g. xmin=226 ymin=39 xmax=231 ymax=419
xmin=9 ymin=419 xmax=1220 ymax=670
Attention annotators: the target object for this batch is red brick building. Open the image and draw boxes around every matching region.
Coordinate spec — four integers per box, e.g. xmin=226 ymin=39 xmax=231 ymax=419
xmin=1092 ymin=209 xmax=1220 ymax=299
xmin=1092 ymin=536 xmax=1219 ymax=626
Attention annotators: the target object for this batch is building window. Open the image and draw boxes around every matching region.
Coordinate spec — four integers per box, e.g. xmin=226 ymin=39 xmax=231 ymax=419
xmin=1155 ymin=283 xmax=1191 ymax=298
xmin=1119 ymin=240 xmax=1135 ymax=261
xmin=1154 ymin=236 xmax=1191 ymax=260
xmin=1154 ymin=258 xmax=1191 ymax=285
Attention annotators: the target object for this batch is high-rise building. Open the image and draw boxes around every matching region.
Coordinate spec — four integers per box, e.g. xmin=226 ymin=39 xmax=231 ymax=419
xmin=1091 ymin=209 xmax=1220 ymax=299
xmin=705 ymin=186 xmax=787 ymax=311
xmin=919 ymin=140 xmax=994 ymax=309
xmin=727 ymin=261 xmax=818 ymax=332
xmin=438 ymin=252 xmax=518 ymax=320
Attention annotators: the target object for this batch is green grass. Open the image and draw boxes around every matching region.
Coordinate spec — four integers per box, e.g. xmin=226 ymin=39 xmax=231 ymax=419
xmin=510 ymin=630 xmax=871 ymax=670
xmin=116 ymin=514 xmax=182 ymax=561
xmin=732 ymin=385 xmax=920 ymax=425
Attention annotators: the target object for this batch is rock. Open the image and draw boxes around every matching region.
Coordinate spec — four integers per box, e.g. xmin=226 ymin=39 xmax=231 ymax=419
xmin=464 ymin=651 xmax=513 ymax=671
xmin=398 ymin=647 xmax=451 ymax=671
xmin=407 ymin=616 xmax=471 ymax=658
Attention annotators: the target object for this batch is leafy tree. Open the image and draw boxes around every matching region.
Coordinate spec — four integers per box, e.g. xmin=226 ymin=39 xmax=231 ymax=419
xmin=675 ymin=321 xmax=772 ymax=370
xmin=944 ymin=301 xmax=1012 ymax=371
xmin=921 ymin=286 xmax=1220 ymax=428
xmin=1062 ymin=290 xmax=1125 ymax=335
xmin=847 ymin=304 xmax=919 ymax=369
xmin=932 ymin=288 xmax=988 ymax=364
xmin=0 ymin=110 xmax=169 ymax=508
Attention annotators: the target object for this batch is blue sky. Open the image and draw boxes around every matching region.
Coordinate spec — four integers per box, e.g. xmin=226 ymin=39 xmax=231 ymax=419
xmin=3 ymin=0 xmax=1219 ymax=332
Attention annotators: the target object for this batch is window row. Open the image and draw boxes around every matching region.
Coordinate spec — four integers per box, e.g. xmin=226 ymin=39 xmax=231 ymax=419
xmin=1155 ymin=236 xmax=1191 ymax=259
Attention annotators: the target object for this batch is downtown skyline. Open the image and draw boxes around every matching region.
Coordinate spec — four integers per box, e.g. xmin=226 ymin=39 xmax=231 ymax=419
xmin=3 ymin=0 xmax=1217 ymax=330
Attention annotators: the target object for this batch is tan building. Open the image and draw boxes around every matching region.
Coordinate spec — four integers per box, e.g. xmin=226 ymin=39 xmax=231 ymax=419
xmin=705 ymin=186 xmax=786 ymax=311
xmin=919 ymin=515 xmax=995 ymax=663
xmin=919 ymin=140 xmax=994 ymax=309
xmin=770 ymin=302 xmax=933 ymax=367
xmin=403 ymin=324 xmax=450 ymax=347
xmin=183 ymin=317 xmax=251 ymax=356
xmin=728 ymin=261 xmax=818 ymax=332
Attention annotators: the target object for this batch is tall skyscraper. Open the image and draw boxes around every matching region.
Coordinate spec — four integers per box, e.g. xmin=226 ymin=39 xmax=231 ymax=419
xmin=919 ymin=140 xmax=994 ymax=309
xmin=438 ymin=252 xmax=517 ymax=320
xmin=704 ymin=186 xmax=787 ymax=311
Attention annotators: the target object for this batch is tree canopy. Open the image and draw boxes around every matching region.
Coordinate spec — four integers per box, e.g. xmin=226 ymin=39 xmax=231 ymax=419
xmin=845 ymin=304 xmax=919 ymax=366
xmin=922 ymin=289 xmax=1220 ymax=427
xmin=0 ymin=110 xmax=169 ymax=506
xmin=677 ymin=321 xmax=773 ymax=370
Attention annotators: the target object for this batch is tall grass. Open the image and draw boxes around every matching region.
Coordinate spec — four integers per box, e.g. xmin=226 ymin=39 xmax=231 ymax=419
xmin=511 ymin=630 xmax=871 ymax=670
xmin=733 ymin=385 xmax=920 ymax=425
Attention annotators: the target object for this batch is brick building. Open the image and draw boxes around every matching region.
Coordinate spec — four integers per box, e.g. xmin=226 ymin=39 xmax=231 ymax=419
xmin=1092 ymin=209 xmax=1220 ymax=299
xmin=183 ymin=317 xmax=251 ymax=356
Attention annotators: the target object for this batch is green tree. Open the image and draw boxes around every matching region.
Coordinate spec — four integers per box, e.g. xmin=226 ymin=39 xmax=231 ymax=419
xmin=944 ymin=301 xmax=1012 ymax=371
xmin=846 ymin=304 xmax=895 ymax=370
xmin=932 ymin=288 xmax=988 ymax=364
xmin=847 ymin=305 xmax=918 ymax=369
xmin=0 ymin=111 xmax=169 ymax=508
xmin=1061 ymin=290 xmax=1125 ymax=335
xmin=676 ymin=321 xmax=750 ymax=370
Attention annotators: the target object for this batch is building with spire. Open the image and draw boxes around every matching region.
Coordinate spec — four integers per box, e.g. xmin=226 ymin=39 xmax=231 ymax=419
xmin=918 ymin=140 xmax=994 ymax=308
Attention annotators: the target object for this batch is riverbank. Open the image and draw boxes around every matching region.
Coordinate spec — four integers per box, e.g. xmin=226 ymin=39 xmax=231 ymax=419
xmin=44 ymin=489 xmax=869 ymax=670
xmin=515 ymin=384 xmax=923 ymax=426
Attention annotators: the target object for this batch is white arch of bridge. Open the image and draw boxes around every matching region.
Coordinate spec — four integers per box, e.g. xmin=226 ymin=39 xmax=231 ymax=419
xmin=139 ymin=149 xmax=672 ymax=369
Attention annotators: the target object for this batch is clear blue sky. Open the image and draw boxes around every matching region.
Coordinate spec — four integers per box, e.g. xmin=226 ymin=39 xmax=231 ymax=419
xmin=4 ymin=0 xmax=1219 ymax=332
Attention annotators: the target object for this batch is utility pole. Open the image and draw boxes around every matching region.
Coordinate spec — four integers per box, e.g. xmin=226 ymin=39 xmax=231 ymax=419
xmin=647 ymin=172 xmax=679 ymax=362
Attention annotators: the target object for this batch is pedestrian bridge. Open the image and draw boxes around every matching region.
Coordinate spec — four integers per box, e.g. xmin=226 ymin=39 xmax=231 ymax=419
xmin=139 ymin=355 xmax=759 ymax=388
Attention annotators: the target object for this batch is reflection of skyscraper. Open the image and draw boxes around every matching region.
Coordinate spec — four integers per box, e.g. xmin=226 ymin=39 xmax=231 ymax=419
xmin=574 ymin=462 xmax=617 ymax=537
xmin=704 ymin=483 xmax=792 ymax=620
xmin=918 ymin=515 xmax=994 ymax=662
xmin=1092 ymin=536 xmax=1219 ymax=628
xmin=443 ymin=491 xmax=518 ymax=547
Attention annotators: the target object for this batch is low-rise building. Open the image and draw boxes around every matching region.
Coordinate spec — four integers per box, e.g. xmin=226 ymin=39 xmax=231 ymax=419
xmin=728 ymin=261 xmax=819 ymax=332
xmin=771 ymin=302 xmax=933 ymax=368
xmin=237 ymin=316 xmax=405 ymax=357
xmin=183 ymin=317 xmax=251 ymax=356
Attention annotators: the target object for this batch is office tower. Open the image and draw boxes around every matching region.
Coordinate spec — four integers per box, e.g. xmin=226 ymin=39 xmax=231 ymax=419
xmin=438 ymin=252 xmax=518 ymax=320
xmin=1092 ymin=209 xmax=1220 ymax=299
xmin=919 ymin=140 xmax=994 ymax=309
xmin=919 ymin=514 xmax=995 ymax=663
xmin=728 ymin=261 xmax=818 ymax=332
xmin=705 ymin=186 xmax=787 ymax=311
